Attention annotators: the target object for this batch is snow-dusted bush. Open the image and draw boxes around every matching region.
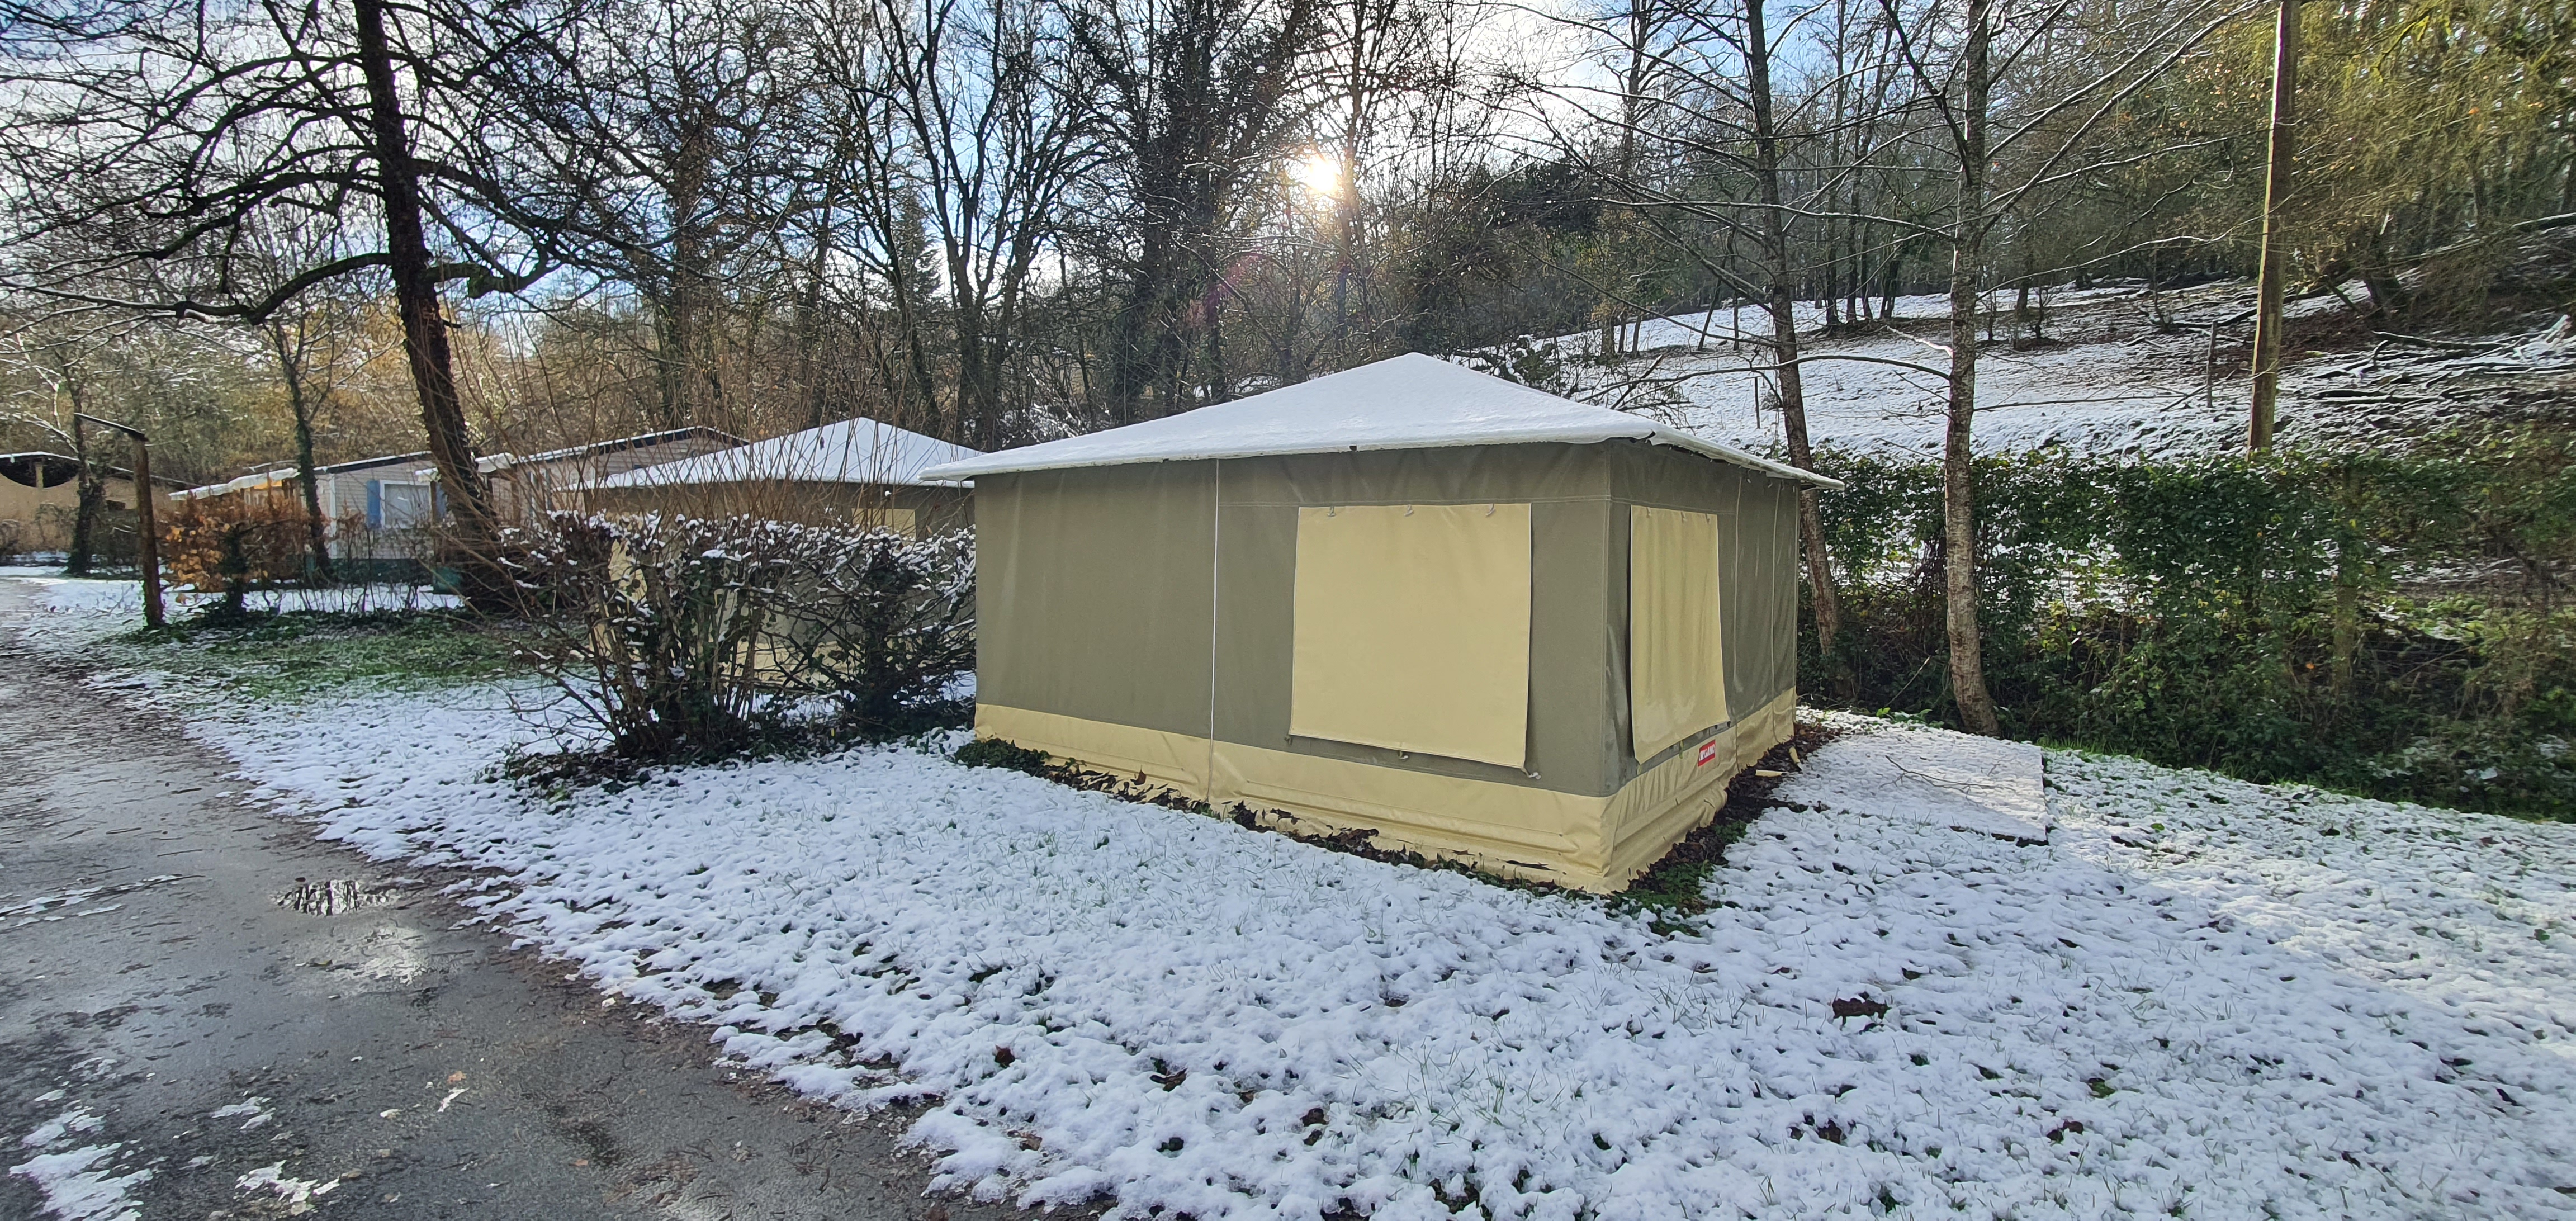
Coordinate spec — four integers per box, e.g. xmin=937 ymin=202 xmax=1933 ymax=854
xmin=501 ymin=512 xmax=973 ymax=761
xmin=765 ymin=525 xmax=975 ymax=730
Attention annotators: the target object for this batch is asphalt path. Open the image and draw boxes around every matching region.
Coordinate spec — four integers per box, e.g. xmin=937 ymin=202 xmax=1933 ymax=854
xmin=0 ymin=580 xmax=1036 ymax=1220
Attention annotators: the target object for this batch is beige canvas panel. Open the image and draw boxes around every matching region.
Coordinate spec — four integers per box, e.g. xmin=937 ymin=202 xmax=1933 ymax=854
xmin=1611 ymin=440 xmax=1797 ymax=721
xmin=1596 ymin=688 xmax=1796 ymax=882
xmin=976 ymin=688 xmax=1796 ymax=892
xmin=1213 ymin=448 xmax=1622 ymax=800
xmin=852 ymin=506 xmax=916 ymax=534
xmin=974 ymin=703 xmax=1215 ymax=798
xmin=1288 ymin=503 xmax=1533 ymax=769
xmin=1216 ymin=742 xmax=1600 ymax=872
xmin=1630 ymin=505 xmax=1728 ymax=762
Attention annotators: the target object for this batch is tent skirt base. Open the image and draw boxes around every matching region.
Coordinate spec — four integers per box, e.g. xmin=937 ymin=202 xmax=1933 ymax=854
xmin=972 ymin=692 xmax=1797 ymax=893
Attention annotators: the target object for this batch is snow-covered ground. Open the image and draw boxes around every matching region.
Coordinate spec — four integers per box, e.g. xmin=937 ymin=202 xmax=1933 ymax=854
xmin=1540 ymin=283 xmax=2576 ymax=460
xmin=0 ymin=570 xmax=458 ymax=638
xmin=20 ymin=590 xmax=2576 ymax=1219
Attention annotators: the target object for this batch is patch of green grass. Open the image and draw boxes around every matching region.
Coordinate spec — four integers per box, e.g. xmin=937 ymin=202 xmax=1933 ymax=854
xmin=109 ymin=607 xmax=524 ymax=698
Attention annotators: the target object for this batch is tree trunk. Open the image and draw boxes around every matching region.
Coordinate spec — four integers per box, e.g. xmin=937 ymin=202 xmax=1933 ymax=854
xmin=220 ymin=523 xmax=250 ymax=618
xmin=290 ymin=382 xmax=334 ymax=583
xmin=2330 ymin=463 xmax=2360 ymax=691
xmin=660 ymin=115 xmax=717 ymax=430
xmin=352 ymin=0 xmax=501 ymax=605
xmin=1330 ymin=150 xmax=1357 ymax=362
xmin=1745 ymin=0 xmax=1844 ymax=664
xmin=1201 ymin=291 xmax=1228 ymax=402
xmin=1108 ymin=225 xmax=1182 ymax=424
xmin=271 ymin=324 xmax=335 ymax=583
xmin=1942 ymin=0 xmax=2002 ymax=736
xmin=65 ymin=416 xmax=105 ymax=576
xmin=2248 ymin=0 xmax=2299 ymax=451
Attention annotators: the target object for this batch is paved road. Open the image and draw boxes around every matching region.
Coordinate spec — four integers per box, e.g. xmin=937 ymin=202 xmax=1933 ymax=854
xmin=0 ymin=583 xmax=1030 ymax=1220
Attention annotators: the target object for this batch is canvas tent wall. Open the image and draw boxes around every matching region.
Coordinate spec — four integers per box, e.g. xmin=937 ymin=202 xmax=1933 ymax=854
xmin=588 ymin=417 xmax=976 ymax=536
xmin=922 ymin=354 xmax=1837 ymax=893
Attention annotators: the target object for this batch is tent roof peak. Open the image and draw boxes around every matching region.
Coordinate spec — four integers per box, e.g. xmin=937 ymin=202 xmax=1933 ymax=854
xmin=598 ymin=416 xmax=978 ymax=490
xmin=917 ymin=353 xmax=1841 ymax=489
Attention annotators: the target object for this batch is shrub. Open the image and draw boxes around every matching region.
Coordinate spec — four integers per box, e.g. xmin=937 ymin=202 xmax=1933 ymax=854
xmin=501 ymin=512 xmax=974 ymax=763
xmin=165 ymin=491 xmax=313 ymax=613
xmin=1803 ymin=427 xmax=2576 ymax=818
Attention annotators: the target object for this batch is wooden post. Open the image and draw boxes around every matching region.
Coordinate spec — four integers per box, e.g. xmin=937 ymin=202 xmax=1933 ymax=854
xmin=2249 ymin=0 xmax=2300 ymax=451
xmin=130 ymin=433 xmax=162 ymax=628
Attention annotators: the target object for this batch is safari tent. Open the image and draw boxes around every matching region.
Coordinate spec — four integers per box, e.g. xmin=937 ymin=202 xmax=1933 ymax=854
xmin=588 ymin=418 xmax=978 ymax=536
xmin=918 ymin=353 xmax=1841 ymax=892
xmin=473 ymin=426 xmax=745 ymax=520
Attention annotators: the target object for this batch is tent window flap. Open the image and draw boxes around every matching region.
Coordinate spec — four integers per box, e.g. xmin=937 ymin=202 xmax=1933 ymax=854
xmin=856 ymin=506 xmax=917 ymax=534
xmin=1289 ymin=503 xmax=1533 ymax=769
xmin=1630 ymin=505 xmax=1727 ymax=762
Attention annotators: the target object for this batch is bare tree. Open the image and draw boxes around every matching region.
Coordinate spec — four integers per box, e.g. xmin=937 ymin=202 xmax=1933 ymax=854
xmin=1560 ymin=0 xmax=1858 ymax=659
xmin=0 ymin=0 xmax=562 ymax=603
xmin=485 ymin=0 xmax=807 ymax=432
xmin=260 ymin=294 xmax=377 ymax=580
xmin=849 ymin=0 xmax=1101 ymax=446
xmin=1072 ymin=0 xmax=1329 ymax=420
xmin=1876 ymin=0 xmax=2256 ymax=732
xmin=1738 ymin=0 xmax=1848 ymax=662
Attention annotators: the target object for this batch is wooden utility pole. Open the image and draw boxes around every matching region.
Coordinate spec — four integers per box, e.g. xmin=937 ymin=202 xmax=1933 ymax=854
xmin=2248 ymin=0 xmax=2299 ymax=451
xmin=75 ymin=413 xmax=163 ymax=629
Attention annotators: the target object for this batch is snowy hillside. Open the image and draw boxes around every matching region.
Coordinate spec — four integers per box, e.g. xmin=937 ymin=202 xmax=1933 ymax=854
xmin=1533 ymin=283 xmax=2576 ymax=460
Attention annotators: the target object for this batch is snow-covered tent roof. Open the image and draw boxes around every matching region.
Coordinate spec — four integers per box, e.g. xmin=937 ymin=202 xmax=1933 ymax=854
xmin=599 ymin=418 xmax=979 ymax=489
xmin=472 ymin=426 xmax=746 ymax=476
xmin=916 ymin=353 xmax=1841 ymax=489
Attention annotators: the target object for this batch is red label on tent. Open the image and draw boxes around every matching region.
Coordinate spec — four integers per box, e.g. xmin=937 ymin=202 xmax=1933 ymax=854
xmin=1696 ymin=740 xmax=1719 ymax=767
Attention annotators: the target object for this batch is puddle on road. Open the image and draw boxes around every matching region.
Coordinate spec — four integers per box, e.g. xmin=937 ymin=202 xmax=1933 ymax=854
xmin=274 ymin=878 xmax=391 ymax=916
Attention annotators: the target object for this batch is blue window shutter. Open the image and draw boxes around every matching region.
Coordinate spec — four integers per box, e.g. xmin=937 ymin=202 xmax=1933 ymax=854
xmin=366 ymin=480 xmax=382 ymax=528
